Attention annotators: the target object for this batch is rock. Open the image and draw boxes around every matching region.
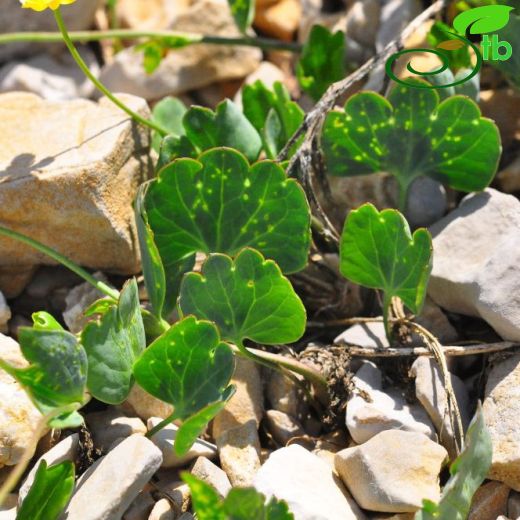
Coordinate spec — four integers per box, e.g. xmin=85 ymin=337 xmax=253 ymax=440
xmin=0 ymin=291 xmax=10 ymax=334
xmin=0 ymin=333 xmax=44 ymax=467
xmin=0 ymin=494 xmax=17 ymax=520
xmin=64 ymin=435 xmax=162 ymax=520
xmin=480 ymin=88 xmax=520 ymax=150
xmin=0 ymin=266 xmax=35 ymax=299
xmin=468 ymin=481 xmax=510 ymax=520
xmin=345 ymin=0 xmax=381 ymax=48
xmin=254 ymin=444 xmax=366 ymax=520
xmin=0 ymin=49 xmax=99 ymax=101
xmin=190 ymin=456 xmax=232 ymax=498
xmin=148 ymin=498 xmax=175 ymax=520
xmin=508 ymin=490 xmax=520 ymax=518
xmin=216 ymin=420 xmax=261 ymax=487
xmin=234 ymin=61 xmax=286 ymax=107
xmin=335 ymin=321 xmax=389 ymax=349
xmin=497 ymin=155 xmax=520 ymax=194
xmin=116 ymin=0 xmax=190 ymax=29
xmin=345 ymin=361 xmax=436 ymax=444
xmin=0 ymin=0 xmax=100 ymax=61
xmin=410 ymin=357 xmax=471 ymax=458
xmin=147 ymin=418 xmax=217 ymax=468
xmin=415 ymin=297 xmax=458 ymax=344
xmin=213 ymin=358 xmax=263 ymax=486
xmin=428 ymin=189 xmax=520 ymax=342
xmin=123 ymin=385 xmax=173 ymax=422
xmin=124 ymin=491 xmax=156 ymax=520
xmin=18 ymin=433 xmax=79 ymax=504
xmin=266 ymin=368 xmax=301 ymax=418
xmin=178 ymin=515 xmax=194 ymax=520
xmin=335 ymin=430 xmax=447 ymax=513
xmin=62 ymin=272 xmax=107 ymax=333
xmin=265 ymin=410 xmax=305 ymax=445
xmin=153 ymin=478 xmax=191 ymax=513
xmin=86 ymin=409 xmax=146 ymax=453
xmin=100 ymin=0 xmax=261 ymax=100
xmin=484 ymin=353 xmax=520 ymax=490
xmin=376 ymin=0 xmax=422 ymax=51
xmin=405 ymin=177 xmax=447 ymax=229
xmin=0 ymin=92 xmax=152 ymax=293
xmin=26 ymin=266 xmax=80 ymax=299
xmin=254 ymin=0 xmax=302 ymax=41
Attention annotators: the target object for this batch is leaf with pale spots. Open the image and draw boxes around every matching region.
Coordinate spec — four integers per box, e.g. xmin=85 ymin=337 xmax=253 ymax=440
xmin=133 ymin=316 xmax=235 ymax=421
xmin=0 ymin=315 xmax=87 ymax=428
xmin=143 ymin=147 xmax=311 ymax=318
xmin=179 ymin=248 xmax=307 ymax=346
xmin=322 ymin=81 xmax=501 ymax=203
xmin=340 ymin=203 xmax=432 ymax=316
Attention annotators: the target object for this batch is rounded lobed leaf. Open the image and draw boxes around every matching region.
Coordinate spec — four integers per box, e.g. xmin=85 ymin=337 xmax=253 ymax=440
xmin=179 ymin=248 xmax=307 ymax=346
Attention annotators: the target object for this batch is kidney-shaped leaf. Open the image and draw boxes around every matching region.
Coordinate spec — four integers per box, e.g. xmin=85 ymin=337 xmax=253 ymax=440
xmin=17 ymin=460 xmax=75 ymax=520
xmin=322 ymin=82 xmax=501 ymax=203
xmin=179 ymin=248 xmax=306 ymax=346
xmin=143 ymin=147 xmax=311 ymax=318
xmin=0 ymin=316 xmax=87 ymax=428
xmin=81 ymin=279 xmax=145 ymax=405
xmin=340 ymin=204 xmax=432 ymax=315
xmin=133 ymin=316 xmax=234 ymax=421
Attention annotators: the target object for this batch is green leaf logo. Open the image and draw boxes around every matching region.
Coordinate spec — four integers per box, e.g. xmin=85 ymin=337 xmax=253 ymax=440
xmin=453 ymin=5 xmax=515 ymax=35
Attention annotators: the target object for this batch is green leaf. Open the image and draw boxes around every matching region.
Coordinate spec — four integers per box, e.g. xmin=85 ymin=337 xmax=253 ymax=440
xmin=157 ymin=134 xmax=198 ymax=170
xmin=184 ymin=474 xmax=294 ymax=520
xmin=415 ymin=405 xmax=492 ymax=520
xmin=137 ymin=35 xmax=198 ymax=74
xmin=183 ymin=101 xmax=262 ymax=162
xmin=452 ymin=4 xmax=514 ymax=34
xmin=32 ymin=311 xmax=63 ymax=331
xmin=228 ymin=0 xmax=255 ymax=33
xmin=144 ymin=147 xmax=311 ymax=317
xmin=242 ymin=81 xmax=304 ymax=158
xmin=491 ymin=13 xmax=520 ymax=89
xmin=81 ymin=279 xmax=145 ymax=405
xmin=17 ymin=461 xmax=75 ymax=520
xmin=322 ymin=82 xmax=501 ymax=206
xmin=151 ymin=97 xmax=187 ymax=153
xmin=0 ymin=316 xmax=87 ymax=428
xmin=427 ymin=21 xmax=472 ymax=71
xmin=179 ymin=248 xmax=306 ymax=346
xmin=175 ymin=397 xmax=233 ymax=457
xmin=297 ymin=25 xmax=346 ymax=101
xmin=133 ymin=316 xmax=234 ymax=421
xmin=340 ymin=203 xmax=432 ymax=316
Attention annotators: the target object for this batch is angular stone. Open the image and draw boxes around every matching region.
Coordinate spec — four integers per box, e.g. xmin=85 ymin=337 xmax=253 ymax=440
xmin=468 ymin=481 xmax=510 ymax=520
xmin=345 ymin=0 xmax=381 ymax=48
xmin=410 ymin=357 xmax=471 ymax=458
xmin=148 ymin=498 xmax=175 ymax=520
xmin=100 ymin=0 xmax=261 ymax=100
xmin=254 ymin=444 xmax=366 ymax=520
xmin=153 ymin=478 xmax=191 ymax=513
xmin=18 ymin=433 xmax=79 ymax=504
xmin=484 ymin=354 xmax=520 ymax=490
xmin=190 ymin=456 xmax=232 ymax=498
xmin=429 ymin=189 xmax=520 ymax=342
xmin=346 ymin=361 xmax=436 ymax=444
xmin=0 ymin=333 xmax=44 ymax=467
xmin=254 ymin=0 xmax=302 ymax=41
xmin=0 ymin=92 xmax=152 ymax=292
xmin=124 ymin=491 xmax=156 ymax=520
xmin=116 ymin=0 xmax=191 ymax=29
xmin=86 ymin=408 xmax=146 ymax=453
xmin=266 ymin=369 xmax=300 ymax=418
xmin=265 ymin=410 xmax=305 ymax=445
xmin=335 ymin=430 xmax=447 ymax=513
xmin=64 ymin=435 xmax=162 ymax=520
xmin=122 ymin=384 xmax=173 ymax=421
xmin=147 ymin=418 xmax=217 ymax=468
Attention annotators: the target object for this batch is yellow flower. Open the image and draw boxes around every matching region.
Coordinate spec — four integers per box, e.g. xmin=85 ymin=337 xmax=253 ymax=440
xmin=20 ymin=0 xmax=76 ymax=11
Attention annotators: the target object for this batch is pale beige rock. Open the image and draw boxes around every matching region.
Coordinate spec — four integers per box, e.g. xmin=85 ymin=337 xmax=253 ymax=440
xmin=153 ymin=478 xmax=191 ymax=513
xmin=429 ymin=189 xmax=520 ymax=342
xmin=484 ymin=354 xmax=520 ymax=490
xmin=0 ymin=333 xmax=44 ymax=467
xmin=147 ymin=418 xmax=217 ymax=468
xmin=116 ymin=0 xmax=190 ymax=29
xmin=234 ymin=61 xmax=286 ymax=107
xmin=0 ymin=292 xmax=10 ymax=334
xmin=468 ymin=481 xmax=510 ymax=520
xmin=265 ymin=410 xmax=305 ymax=445
xmin=100 ymin=0 xmax=261 ymax=100
xmin=122 ymin=384 xmax=174 ymax=421
xmin=190 ymin=456 xmax=232 ymax=498
xmin=148 ymin=498 xmax=175 ymax=520
xmin=335 ymin=430 xmax=447 ymax=513
xmin=86 ymin=409 xmax=146 ymax=453
xmin=254 ymin=444 xmax=366 ymax=520
xmin=0 ymin=494 xmax=17 ymax=520
xmin=255 ymin=0 xmax=302 ymax=41
xmin=18 ymin=433 xmax=79 ymax=504
xmin=0 ymin=92 xmax=152 ymax=293
xmin=64 ymin=435 xmax=162 ymax=520
xmin=125 ymin=491 xmax=156 ymax=520
xmin=266 ymin=369 xmax=300 ymax=417
xmin=345 ymin=0 xmax=381 ymax=48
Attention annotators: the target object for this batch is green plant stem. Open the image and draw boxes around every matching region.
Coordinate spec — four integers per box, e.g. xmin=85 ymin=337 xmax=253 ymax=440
xmin=382 ymin=293 xmax=392 ymax=341
xmin=145 ymin=410 xmax=177 ymax=439
xmin=0 ymin=224 xmax=119 ymax=301
xmin=53 ymin=8 xmax=169 ymax=136
xmin=0 ymin=29 xmax=302 ymax=53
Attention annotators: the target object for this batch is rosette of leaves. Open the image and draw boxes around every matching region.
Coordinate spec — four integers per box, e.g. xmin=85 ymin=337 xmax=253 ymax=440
xmin=322 ymin=80 xmax=501 ymax=209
